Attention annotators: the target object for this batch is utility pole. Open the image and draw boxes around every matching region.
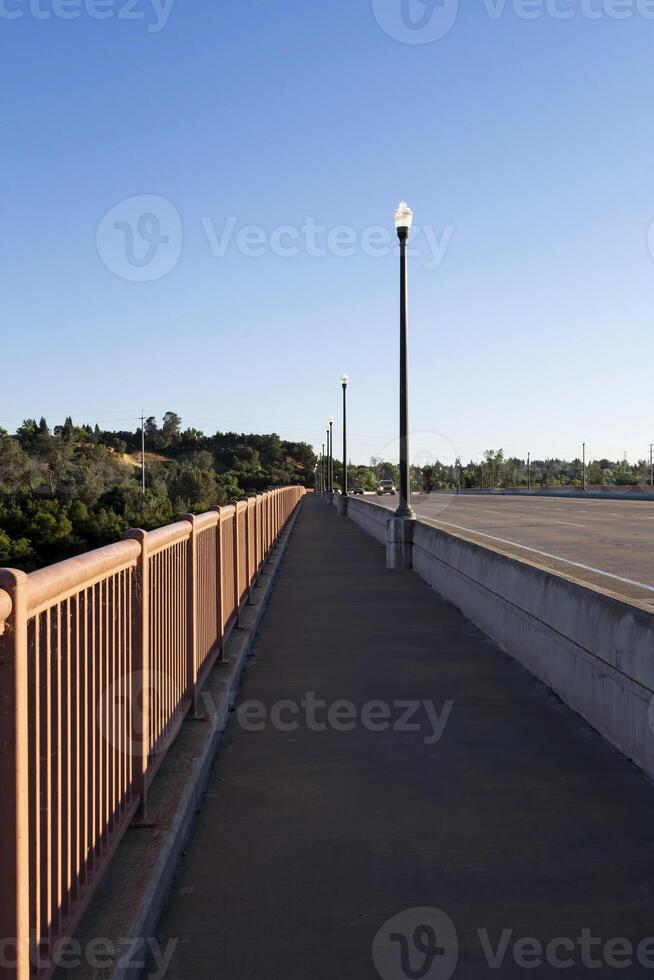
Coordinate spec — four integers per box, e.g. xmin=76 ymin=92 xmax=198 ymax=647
xmin=141 ymin=411 xmax=146 ymax=500
xmin=650 ymin=444 xmax=653 ymax=488
xmin=527 ymin=452 xmax=531 ymax=491
xmin=582 ymin=441 xmax=586 ymax=491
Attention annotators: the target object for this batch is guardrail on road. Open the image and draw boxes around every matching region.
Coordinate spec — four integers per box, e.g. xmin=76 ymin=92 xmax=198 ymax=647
xmin=0 ymin=486 xmax=305 ymax=980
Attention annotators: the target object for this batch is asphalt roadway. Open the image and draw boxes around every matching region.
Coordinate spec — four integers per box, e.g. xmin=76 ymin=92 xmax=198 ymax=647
xmin=371 ymin=493 xmax=654 ymax=608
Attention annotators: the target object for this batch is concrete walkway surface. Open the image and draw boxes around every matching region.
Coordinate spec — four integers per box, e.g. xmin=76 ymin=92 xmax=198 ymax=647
xmin=149 ymin=496 xmax=654 ymax=979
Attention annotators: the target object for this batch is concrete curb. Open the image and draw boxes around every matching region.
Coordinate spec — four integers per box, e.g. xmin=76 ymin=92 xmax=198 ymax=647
xmin=103 ymin=505 xmax=301 ymax=980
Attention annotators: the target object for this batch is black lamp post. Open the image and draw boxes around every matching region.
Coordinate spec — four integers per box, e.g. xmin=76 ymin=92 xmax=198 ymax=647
xmin=394 ymin=201 xmax=415 ymax=519
xmin=341 ymin=375 xmax=348 ymax=496
xmin=321 ymin=442 xmax=326 ymax=492
xmin=329 ymin=417 xmax=334 ymax=493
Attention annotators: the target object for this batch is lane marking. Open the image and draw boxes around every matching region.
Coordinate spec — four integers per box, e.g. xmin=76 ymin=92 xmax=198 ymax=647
xmin=420 ymin=517 xmax=654 ymax=594
xmin=555 ymin=521 xmax=586 ymax=528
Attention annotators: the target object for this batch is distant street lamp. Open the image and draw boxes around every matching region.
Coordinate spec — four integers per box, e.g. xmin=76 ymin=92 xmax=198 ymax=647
xmin=329 ymin=417 xmax=334 ymax=493
xmin=394 ymin=201 xmax=415 ymax=520
xmin=582 ymin=442 xmax=586 ymax=491
xmin=322 ymin=442 xmax=326 ymax=493
xmin=341 ymin=376 xmax=348 ymax=496
xmin=527 ymin=452 xmax=531 ymax=491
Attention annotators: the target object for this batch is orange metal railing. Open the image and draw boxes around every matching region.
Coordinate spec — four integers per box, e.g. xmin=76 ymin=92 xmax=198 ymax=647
xmin=0 ymin=486 xmax=304 ymax=979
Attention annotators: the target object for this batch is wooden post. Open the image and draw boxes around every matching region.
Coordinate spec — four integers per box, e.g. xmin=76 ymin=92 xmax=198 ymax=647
xmin=210 ymin=509 xmax=225 ymax=662
xmin=0 ymin=569 xmax=31 ymax=980
xmin=233 ymin=504 xmax=241 ymax=625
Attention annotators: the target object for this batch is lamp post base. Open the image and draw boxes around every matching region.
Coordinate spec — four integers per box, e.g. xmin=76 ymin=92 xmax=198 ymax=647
xmin=336 ymin=494 xmax=348 ymax=517
xmin=386 ymin=516 xmax=415 ymax=569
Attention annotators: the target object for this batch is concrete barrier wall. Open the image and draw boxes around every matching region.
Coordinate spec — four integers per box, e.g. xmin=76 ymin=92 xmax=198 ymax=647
xmin=338 ymin=496 xmax=654 ymax=779
xmin=342 ymin=496 xmax=389 ymax=545
xmin=499 ymin=486 xmax=654 ymax=501
xmin=420 ymin=487 xmax=654 ymax=501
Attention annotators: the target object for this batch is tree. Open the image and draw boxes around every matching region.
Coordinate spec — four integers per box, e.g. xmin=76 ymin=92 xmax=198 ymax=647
xmin=161 ymin=411 xmax=182 ymax=448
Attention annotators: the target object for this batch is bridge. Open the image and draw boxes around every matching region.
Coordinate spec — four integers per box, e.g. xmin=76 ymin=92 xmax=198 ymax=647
xmin=2 ymin=489 xmax=654 ymax=978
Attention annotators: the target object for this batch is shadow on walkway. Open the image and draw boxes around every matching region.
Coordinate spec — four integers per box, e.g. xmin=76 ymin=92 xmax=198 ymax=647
xmin=151 ymin=496 xmax=654 ymax=979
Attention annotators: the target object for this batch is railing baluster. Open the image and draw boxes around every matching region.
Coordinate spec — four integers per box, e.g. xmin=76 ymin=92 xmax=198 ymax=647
xmin=122 ymin=529 xmax=151 ymax=825
xmin=180 ymin=516 xmax=200 ymax=717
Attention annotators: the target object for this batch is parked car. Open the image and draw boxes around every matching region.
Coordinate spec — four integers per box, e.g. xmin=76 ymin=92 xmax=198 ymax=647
xmin=376 ymin=480 xmax=397 ymax=496
xmin=350 ymin=485 xmax=365 ymax=495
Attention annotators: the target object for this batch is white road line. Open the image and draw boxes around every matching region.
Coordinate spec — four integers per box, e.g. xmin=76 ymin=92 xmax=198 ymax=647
xmin=555 ymin=521 xmax=586 ymax=528
xmin=421 ymin=517 xmax=654 ymax=594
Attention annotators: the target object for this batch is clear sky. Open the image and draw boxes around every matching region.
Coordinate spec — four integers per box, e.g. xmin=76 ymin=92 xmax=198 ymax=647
xmin=2 ymin=0 xmax=654 ymax=466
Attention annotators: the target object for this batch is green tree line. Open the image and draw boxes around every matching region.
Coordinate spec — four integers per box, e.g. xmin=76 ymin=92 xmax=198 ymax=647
xmin=0 ymin=413 xmax=315 ymax=571
xmin=325 ymin=451 xmax=653 ymax=493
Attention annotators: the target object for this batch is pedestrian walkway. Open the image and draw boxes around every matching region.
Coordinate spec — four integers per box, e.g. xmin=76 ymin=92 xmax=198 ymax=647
xmin=150 ymin=496 xmax=654 ymax=979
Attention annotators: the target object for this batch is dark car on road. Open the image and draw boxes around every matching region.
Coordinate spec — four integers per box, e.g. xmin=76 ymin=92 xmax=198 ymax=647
xmin=350 ymin=485 xmax=365 ymax=495
xmin=376 ymin=480 xmax=397 ymax=496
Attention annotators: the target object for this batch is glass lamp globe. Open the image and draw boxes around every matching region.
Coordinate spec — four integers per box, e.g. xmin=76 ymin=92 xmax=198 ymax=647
xmin=394 ymin=201 xmax=413 ymax=230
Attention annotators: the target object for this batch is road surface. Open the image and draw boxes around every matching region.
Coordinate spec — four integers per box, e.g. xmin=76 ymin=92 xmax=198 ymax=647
xmin=370 ymin=493 xmax=654 ymax=608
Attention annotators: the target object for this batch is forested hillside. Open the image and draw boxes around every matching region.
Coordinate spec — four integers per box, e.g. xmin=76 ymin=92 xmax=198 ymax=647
xmin=0 ymin=413 xmax=315 ymax=571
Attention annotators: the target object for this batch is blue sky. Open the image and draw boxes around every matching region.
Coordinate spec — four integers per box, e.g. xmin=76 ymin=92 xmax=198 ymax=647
xmin=2 ymin=0 xmax=654 ymax=465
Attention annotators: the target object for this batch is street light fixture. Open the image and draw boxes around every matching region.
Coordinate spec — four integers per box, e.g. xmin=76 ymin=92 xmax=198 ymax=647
xmin=341 ymin=375 xmax=348 ymax=498
xmin=329 ymin=417 xmax=334 ymax=493
xmin=394 ymin=201 xmax=415 ymax=520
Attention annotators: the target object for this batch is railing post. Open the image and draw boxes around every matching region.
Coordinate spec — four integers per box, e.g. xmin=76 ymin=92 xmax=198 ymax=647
xmin=256 ymin=495 xmax=263 ymax=578
xmin=0 ymin=571 xmax=30 ymax=980
xmin=244 ymin=501 xmax=251 ymax=603
xmin=210 ymin=508 xmax=225 ymax=661
xmin=254 ymin=495 xmax=261 ymax=579
xmin=122 ymin=529 xmax=152 ymax=826
xmin=180 ymin=515 xmax=200 ymax=717
xmin=233 ymin=503 xmax=241 ymax=625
